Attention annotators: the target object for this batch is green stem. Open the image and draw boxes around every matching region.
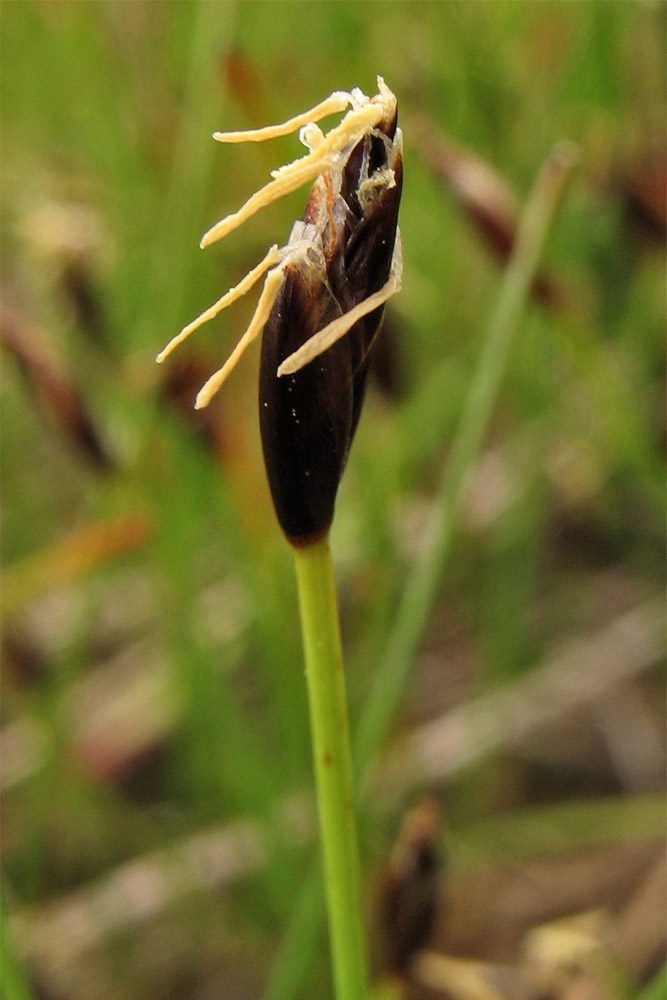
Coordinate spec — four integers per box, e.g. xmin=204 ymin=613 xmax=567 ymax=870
xmin=293 ymin=536 xmax=368 ymax=1000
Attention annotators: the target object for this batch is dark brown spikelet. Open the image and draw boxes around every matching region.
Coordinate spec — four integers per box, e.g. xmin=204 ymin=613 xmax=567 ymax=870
xmin=157 ymin=78 xmax=403 ymax=544
xmin=259 ymin=88 xmax=402 ymax=545
xmin=379 ymin=797 xmax=442 ymax=977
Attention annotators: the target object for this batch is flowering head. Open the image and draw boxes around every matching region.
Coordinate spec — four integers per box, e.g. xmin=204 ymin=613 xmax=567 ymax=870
xmin=157 ymin=77 xmax=403 ymax=545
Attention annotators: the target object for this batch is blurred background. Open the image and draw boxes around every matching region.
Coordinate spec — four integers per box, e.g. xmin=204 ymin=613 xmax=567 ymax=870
xmin=1 ymin=3 xmax=665 ymax=999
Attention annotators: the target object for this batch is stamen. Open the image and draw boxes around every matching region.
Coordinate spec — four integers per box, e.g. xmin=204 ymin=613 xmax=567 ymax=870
xmin=199 ymin=104 xmax=384 ymax=249
xmin=277 ymin=229 xmax=403 ymax=377
xmin=212 ymin=92 xmax=352 ymax=143
xmin=156 ymin=244 xmax=282 ymax=363
xmin=194 ymin=262 xmax=287 ymax=409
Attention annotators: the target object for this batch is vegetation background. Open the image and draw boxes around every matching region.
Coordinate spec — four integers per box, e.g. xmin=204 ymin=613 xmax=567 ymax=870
xmin=1 ymin=2 xmax=665 ymax=999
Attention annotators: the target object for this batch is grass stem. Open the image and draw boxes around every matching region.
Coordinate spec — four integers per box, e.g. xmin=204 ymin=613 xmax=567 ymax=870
xmin=293 ymin=536 xmax=368 ymax=1000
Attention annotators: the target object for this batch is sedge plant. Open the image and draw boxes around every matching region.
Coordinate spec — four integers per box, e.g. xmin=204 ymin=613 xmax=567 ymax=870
xmin=157 ymin=78 xmax=403 ymax=1000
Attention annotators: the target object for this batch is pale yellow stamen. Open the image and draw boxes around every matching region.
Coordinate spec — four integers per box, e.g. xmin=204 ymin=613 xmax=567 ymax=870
xmin=212 ymin=92 xmax=351 ymax=143
xmin=194 ymin=263 xmax=287 ymax=409
xmin=199 ymin=103 xmax=383 ymax=249
xmin=277 ymin=229 xmax=403 ymax=377
xmin=156 ymin=244 xmax=282 ymax=364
